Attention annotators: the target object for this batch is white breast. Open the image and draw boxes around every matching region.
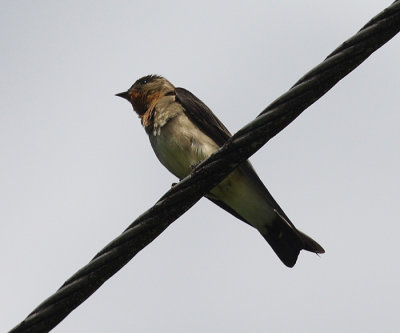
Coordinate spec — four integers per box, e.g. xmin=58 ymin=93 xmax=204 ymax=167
xmin=148 ymin=108 xmax=275 ymax=230
xmin=149 ymin=113 xmax=219 ymax=180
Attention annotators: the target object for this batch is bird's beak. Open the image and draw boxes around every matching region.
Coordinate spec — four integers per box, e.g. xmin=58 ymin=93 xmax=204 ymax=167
xmin=115 ymin=91 xmax=130 ymax=100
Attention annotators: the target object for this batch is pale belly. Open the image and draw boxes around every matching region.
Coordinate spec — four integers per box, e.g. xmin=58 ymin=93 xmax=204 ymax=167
xmin=149 ymin=115 xmax=275 ymax=229
xmin=149 ymin=115 xmax=219 ymax=179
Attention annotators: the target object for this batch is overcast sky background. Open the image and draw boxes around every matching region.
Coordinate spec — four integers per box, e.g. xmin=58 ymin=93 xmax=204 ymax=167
xmin=1 ymin=1 xmax=399 ymax=332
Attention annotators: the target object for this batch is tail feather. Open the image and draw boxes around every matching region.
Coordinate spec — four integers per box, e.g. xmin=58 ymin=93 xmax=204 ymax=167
xmin=261 ymin=211 xmax=324 ymax=267
xmin=297 ymin=229 xmax=325 ymax=254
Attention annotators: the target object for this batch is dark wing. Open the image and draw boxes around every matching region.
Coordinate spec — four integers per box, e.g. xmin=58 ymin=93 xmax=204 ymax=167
xmin=175 ymin=87 xmax=231 ymax=146
xmin=175 ymin=86 xmax=295 ymax=223
xmin=176 ymin=87 xmax=324 ymax=265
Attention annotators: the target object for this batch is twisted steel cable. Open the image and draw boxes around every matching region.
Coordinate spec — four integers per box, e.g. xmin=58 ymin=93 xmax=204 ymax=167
xmin=9 ymin=1 xmax=400 ymax=332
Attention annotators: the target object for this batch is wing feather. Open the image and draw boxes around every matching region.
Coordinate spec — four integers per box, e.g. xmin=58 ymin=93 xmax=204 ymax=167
xmin=175 ymin=87 xmax=293 ymax=223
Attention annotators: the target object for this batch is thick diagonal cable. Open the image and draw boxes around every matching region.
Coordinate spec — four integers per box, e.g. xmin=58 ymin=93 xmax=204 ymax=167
xmin=9 ymin=1 xmax=400 ymax=332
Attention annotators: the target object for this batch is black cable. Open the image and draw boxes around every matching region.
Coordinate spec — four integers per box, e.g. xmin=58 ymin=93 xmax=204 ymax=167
xmin=9 ymin=1 xmax=400 ymax=332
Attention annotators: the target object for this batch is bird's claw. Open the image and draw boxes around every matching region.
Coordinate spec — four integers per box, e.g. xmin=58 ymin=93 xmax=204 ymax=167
xmin=190 ymin=162 xmax=200 ymax=170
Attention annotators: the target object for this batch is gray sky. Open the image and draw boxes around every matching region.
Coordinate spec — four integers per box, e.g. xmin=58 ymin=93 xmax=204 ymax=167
xmin=1 ymin=1 xmax=399 ymax=332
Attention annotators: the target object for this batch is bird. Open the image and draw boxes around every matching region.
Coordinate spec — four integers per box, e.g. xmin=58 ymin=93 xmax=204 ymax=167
xmin=116 ymin=74 xmax=324 ymax=267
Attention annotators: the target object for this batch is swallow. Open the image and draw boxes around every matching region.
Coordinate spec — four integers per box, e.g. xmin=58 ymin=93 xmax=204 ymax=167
xmin=116 ymin=75 xmax=324 ymax=267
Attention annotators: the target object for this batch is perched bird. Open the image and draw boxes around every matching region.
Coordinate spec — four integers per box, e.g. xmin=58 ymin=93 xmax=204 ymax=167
xmin=116 ymin=75 xmax=324 ymax=267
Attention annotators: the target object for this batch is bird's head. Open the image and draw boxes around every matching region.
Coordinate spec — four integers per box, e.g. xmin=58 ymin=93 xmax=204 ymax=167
xmin=116 ymin=75 xmax=175 ymax=116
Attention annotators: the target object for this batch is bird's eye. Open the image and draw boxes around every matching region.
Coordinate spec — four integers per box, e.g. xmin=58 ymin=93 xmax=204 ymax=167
xmin=137 ymin=76 xmax=150 ymax=86
xmin=136 ymin=75 xmax=158 ymax=86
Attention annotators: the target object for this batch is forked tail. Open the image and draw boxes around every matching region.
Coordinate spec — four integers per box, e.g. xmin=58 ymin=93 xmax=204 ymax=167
xmin=261 ymin=210 xmax=324 ymax=267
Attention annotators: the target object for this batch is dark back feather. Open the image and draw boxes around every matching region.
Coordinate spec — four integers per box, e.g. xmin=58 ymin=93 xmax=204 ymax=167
xmin=175 ymin=87 xmax=232 ymax=146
